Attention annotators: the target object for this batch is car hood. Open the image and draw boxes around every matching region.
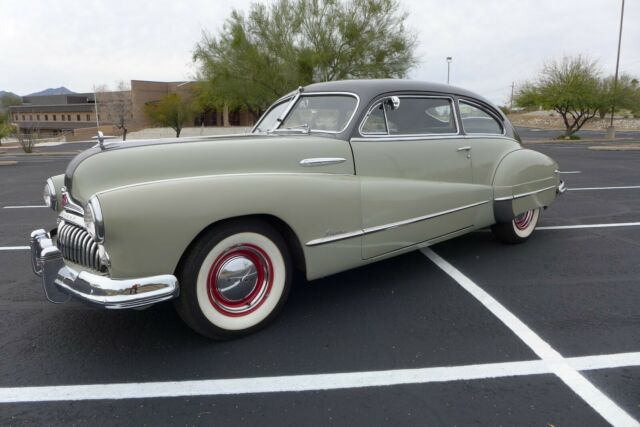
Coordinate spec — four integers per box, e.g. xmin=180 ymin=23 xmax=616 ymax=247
xmin=65 ymin=133 xmax=353 ymax=206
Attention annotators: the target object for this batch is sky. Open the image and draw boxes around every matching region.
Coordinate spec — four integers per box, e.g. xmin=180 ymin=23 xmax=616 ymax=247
xmin=0 ymin=0 xmax=638 ymax=105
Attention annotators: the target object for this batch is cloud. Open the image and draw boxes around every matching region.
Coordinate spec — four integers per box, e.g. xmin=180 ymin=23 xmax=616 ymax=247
xmin=1 ymin=0 xmax=638 ymax=104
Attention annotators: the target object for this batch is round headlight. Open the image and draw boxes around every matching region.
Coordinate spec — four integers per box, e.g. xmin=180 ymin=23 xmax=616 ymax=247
xmin=84 ymin=197 xmax=105 ymax=242
xmin=43 ymin=179 xmax=57 ymax=210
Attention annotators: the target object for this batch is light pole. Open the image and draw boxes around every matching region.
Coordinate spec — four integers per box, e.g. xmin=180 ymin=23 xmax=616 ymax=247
xmin=446 ymin=57 xmax=452 ymax=85
xmin=608 ymin=0 xmax=625 ymax=139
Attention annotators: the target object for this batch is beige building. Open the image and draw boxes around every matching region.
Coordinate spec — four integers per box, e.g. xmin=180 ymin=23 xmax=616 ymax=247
xmin=10 ymin=79 xmax=257 ymax=139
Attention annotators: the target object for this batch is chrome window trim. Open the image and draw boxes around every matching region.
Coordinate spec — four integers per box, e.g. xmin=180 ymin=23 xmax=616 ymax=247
xmin=358 ymin=95 xmax=460 ymax=138
xmin=494 ymin=185 xmax=557 ymax=201
xmin=457 ymin=98 xmax=506 ymax=136
xmin=251 ymin=95 xmax=295 ymax=134
xmin=306 ymin=200 xmax=489 ymax=246
xmin=276 ymin=92 xmax=361 ymax=134
xmin=351 ymin=135 xmax=517 ymax=143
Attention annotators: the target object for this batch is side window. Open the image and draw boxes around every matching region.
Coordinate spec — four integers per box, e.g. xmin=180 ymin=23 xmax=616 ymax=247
xmin=386 ymin=97 xmax=456 ymax=135
xmin=459 ymin=101 xmax=503 ymax=134
xmin=361 ymin=103 xmax=388 ymax=134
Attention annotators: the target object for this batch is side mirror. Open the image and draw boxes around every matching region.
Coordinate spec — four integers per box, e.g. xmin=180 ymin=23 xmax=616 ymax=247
xmin=385 ymin=96 xmax=401 ymax=110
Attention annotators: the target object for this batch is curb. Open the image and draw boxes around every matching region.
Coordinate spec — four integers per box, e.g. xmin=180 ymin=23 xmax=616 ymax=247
xmin=522 ymin=137 xmax=640 ymax=145
xmin=0 ymin=151 xmax=81 ymax=157
xmin=0 ymin=161 xmax=18 ymax=166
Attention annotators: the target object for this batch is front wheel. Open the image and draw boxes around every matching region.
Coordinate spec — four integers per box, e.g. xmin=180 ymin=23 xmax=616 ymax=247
xmin=491 ymin=208 xmax=540 ymax=244
xmin=175 ymin=219 xmax=292 ymax=340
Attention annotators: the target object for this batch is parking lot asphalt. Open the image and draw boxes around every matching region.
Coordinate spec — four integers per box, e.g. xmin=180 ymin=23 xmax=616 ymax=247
xmin=1 ymin=142 xmax=639 ymax=426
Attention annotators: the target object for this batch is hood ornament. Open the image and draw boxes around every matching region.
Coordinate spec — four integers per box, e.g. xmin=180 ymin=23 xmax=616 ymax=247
xmin=97 ymin=131 xmax=105 ymax=150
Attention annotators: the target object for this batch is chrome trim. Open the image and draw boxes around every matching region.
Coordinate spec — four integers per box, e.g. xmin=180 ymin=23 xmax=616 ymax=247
xmin=44 ymin=178 xmax=57 ymax=211
xmin=251 ymin=95 xmax=296 ymax=134
xmin=61 ymin=187 xmax=84 ymax=216
xmin=275 ymin=92 xmax=361 ymax=135
xmin=358 ymin=95 xmax=459 ymax=138
xmin=86 ymin=196 xmax=105 ymax=243
xmin=351 ymin=135 xmax=518 ymax=143
xmin=306 ymin=200 xmax=489 ymax=246
xmin=494 ymin=185 xmax=557 ymax=201
xmin=456 ymin=146 xmax=472 ymax=151
xmin=30 ymin=229 xmax=179 ymax=309
xmin=457 ymin=98 xmax=507 ymax=136
xmin=95 ymin=172 xmax=351 ymax=197
xmin=299 ymin=157 xmax=347 ymax=167
xmin=557 ymin=180 xmax=567 ymax=194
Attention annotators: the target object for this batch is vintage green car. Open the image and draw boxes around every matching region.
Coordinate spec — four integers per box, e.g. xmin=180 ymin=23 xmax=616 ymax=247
xmin=30 ymin=80 xmax=565 ymax=339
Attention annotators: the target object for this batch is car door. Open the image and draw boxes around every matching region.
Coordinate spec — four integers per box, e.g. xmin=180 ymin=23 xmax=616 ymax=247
xmin=457 ymin=99 xmax=521 ymax=194
xmin=350 ymin=95 xmax=484 ymax=259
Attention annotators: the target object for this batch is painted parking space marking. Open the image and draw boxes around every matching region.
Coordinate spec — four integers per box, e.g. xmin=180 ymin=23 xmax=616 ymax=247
xmin=537 ymin=222 xmax=640 ymax=231
xmin=421 ymin=248 xmax=639 ymax=427
xmin=1 ymin=352 xmax=639 ymax=404
xmin=557 ymin=171 xmax=582 ymax=174
xmin=0 ymin=246 xmax=30 ymax=251
xmin=568 ymin=185 xmax=640 ymax=191
xmin=3 ymin=205 xmax=47 ymax=209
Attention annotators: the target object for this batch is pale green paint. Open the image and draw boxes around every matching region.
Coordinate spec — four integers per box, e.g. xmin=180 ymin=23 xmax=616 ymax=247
xmin=46 ymin=132 xmax=561 ymax=282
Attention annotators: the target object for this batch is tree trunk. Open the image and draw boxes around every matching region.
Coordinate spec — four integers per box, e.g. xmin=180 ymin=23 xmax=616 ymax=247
xmin=223 ymin=103 xmax=230 ymax=127
xmin=176 ymin=128 xmax=181 ymax=138
xmin=122 ymin=128 xmax=128 ymax=141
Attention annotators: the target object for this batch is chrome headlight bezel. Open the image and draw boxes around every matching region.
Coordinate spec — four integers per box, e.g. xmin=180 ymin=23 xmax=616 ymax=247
xmin=43 ymin=178 xmax=57 ymax=210
xmin=84 ymin=196 xmax=105 ymax=243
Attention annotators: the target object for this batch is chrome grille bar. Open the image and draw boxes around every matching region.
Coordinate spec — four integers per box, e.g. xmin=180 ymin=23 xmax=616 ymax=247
xmin=56 ymin=222 xmax=105 ymax=272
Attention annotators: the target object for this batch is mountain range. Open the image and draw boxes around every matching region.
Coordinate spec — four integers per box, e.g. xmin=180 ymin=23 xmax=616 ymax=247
xmin=1 ymin=87 xmax=76 ymax=99
xmin=27 ymin=87 xmax=75 ymax=97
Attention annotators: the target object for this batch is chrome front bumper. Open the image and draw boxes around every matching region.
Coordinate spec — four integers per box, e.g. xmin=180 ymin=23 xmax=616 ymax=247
xmin=30 ymin=229 xmax=179 ymax=309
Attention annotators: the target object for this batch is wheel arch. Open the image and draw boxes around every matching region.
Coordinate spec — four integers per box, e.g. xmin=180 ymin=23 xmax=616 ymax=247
xmin=174 ymin=214 xmax=306 ymax=279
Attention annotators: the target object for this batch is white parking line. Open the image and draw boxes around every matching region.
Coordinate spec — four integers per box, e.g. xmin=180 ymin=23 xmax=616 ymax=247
xmin=421 ymin=248 xmax=639 ymax=427
xmin=537 ymin=222 xmax=640 ymax=230
xmin=0 ymin=246 xmax=29 ymax=251
xmin=568 ymin=185 xmax=640 ymax=191
xmin=0 ymin=352 xmax=639 ymax=404
xmin=558 ymin=171 xmax=582 ymax=174
xmin=3 ymin=206 xmax=47 ymax=209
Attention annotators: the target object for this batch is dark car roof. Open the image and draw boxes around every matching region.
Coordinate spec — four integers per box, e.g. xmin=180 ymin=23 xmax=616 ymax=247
xmin=303 ymin=79 xmax=496 ymax=108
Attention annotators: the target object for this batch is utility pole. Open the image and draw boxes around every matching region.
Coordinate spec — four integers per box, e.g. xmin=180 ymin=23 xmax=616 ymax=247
xmin=510 ymin=82 xmax=515 ymax=112
xmin=608 ymin=0 xmax=625 ymax=139
xmin=446 ymin=57 xmax=452 ymax=85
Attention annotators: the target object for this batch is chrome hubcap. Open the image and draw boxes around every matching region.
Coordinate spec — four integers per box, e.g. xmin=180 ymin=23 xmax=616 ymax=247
xmin=215 ymin=256 xmax=258 ymax=302
xmin=514 ymin=210 xmax=534 ymax=230
xmin=207 ymin=244 xmax=273 ymax=316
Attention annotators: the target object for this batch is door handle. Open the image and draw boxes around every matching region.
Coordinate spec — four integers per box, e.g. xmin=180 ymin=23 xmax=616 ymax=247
xmin=299 ymin=157 xmax=346 ymax=167
xmin=456 ymin=146 xmax=472 ymax=152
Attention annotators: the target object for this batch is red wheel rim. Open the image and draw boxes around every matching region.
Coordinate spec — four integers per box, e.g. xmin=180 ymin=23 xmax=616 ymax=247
xmin=514 ymin=210 xmax=534 ymax=230
xmin=207 ymin=244 xmax=273 ymax=317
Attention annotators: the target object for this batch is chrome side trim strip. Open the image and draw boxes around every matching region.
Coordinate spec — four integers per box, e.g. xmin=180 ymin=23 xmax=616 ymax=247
xmin=95 ymin=172 xmax=352 ymax=197
xmin=299 ymin=158 xmax=347 ymax=167
xmin=494 ymin=185 xmax=557 ymax=201
xmin=306 ymin=200 xmax=489 ymax=246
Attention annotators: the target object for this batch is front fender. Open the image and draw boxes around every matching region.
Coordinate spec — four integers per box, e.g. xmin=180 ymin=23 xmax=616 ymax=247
xmin=492 ymin=149 xmax=559 ymax=222
xmin=96 ymin=174 xmax=362 ymax=280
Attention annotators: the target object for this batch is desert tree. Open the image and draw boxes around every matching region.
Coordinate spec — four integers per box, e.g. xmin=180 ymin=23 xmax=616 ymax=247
xmin=144 ymin=93 xmax=194 ymax=138
xmin=193 ymin=0 xmax=417 ymax=116
xmin=97 ymin=81 xmax=133 ymax=140
xmin=516 ymin=55 xmax=602 ymax=137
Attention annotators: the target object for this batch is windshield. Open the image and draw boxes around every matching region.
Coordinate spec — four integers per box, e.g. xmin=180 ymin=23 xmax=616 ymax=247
xmin=253 ymin=97 xmax=293 ymax=133
xmin=280 ymin=95 xmax=358 ymax=133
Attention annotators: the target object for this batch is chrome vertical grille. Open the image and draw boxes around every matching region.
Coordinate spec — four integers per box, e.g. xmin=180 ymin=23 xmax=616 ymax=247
xmin=56 ymin=222 xmax=106 ymax=272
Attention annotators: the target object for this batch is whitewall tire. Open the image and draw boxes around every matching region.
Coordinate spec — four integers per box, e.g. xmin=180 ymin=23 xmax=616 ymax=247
xmin=175 ymin=220 xmax=292 ymax=340
xmin=491 ymin=208 xmax=540 ymax=244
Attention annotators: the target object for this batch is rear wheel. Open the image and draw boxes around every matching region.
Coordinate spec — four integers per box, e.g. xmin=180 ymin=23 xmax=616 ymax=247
xmin=175 ymin=219 xmax=292 ymax=340
xmin=491 ymin=208 xmax=540 ymax=244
